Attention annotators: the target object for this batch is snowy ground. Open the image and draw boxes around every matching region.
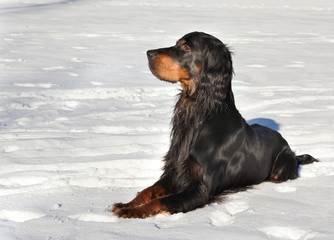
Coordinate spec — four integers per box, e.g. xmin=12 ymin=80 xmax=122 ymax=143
xmin=1 ymin=0 xmax=334 ymax=239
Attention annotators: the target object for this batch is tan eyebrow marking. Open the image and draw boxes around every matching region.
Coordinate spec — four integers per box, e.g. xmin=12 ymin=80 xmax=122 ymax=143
xmin=176 ymin=39 xmax=186 ymax=45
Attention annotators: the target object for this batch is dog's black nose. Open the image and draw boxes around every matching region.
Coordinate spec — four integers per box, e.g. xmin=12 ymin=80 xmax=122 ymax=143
xmin=146 ymin=50 xmax=157 ymax=59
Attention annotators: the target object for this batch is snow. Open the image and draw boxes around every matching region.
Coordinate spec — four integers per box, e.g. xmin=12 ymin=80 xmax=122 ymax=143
xmin=0 ymin=0 xmax=334 ymax=239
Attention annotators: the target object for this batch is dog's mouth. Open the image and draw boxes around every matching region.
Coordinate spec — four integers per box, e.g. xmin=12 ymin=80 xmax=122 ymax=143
xmin=147 ymin=50 xmax=190 ymax=83
xmin=147 ymin=59 xmax=178 ymax=84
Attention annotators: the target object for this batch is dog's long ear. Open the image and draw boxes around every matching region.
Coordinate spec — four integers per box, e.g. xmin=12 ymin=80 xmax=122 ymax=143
xmin=199 ymin=43 xmax=234 ymax=109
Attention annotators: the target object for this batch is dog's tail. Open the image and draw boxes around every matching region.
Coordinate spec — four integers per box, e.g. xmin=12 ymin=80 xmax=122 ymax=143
xmin=296 ymin=154 xmax=319 ymax=165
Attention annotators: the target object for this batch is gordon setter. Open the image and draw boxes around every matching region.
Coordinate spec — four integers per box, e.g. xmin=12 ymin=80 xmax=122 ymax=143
xmin=111 ymin=32 xmax=318 ymax=218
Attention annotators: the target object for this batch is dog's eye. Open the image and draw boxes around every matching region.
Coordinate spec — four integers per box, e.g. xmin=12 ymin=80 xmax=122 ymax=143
xmin=181 ymin=44 xmax=191 ymax=52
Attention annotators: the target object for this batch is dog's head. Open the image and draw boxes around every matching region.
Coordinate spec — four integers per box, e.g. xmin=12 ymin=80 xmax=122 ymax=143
xmin=147 ymin=32 xmax=233 ymax=97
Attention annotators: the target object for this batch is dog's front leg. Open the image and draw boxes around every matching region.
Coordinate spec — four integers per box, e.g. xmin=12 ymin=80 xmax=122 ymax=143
xmin=114 ymin=184 xmax=209 ymax=218
xmin=110 ymin=184 xmax=167 ymax=212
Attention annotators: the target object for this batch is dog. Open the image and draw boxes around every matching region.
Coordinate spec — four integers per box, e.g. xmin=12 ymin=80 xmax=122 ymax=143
xmin=110 ymin=31 xmax=318 ymax=218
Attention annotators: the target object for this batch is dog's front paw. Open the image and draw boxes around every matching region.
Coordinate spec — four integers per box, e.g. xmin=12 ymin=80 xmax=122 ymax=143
xmin=109 ymin=202 xmax=126 ymax=212
xmin=113 ymin=206 xmax=151 ymax=219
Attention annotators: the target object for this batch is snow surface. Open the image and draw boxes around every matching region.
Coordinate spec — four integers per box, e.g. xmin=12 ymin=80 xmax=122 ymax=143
xmin=1 ymin=0 xmax=334 ymax=239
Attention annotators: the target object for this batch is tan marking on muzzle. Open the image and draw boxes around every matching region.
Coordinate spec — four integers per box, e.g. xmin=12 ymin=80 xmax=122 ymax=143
xmin=150 ymin=54 xmax=190 ymax=82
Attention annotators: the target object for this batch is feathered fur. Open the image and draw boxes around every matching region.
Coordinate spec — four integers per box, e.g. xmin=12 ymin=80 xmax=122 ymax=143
xmin=111 ymin=32 xmax=318 ymax=218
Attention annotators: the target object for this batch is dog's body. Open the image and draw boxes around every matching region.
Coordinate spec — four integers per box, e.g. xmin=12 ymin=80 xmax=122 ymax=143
xmin=111 ymin=32 xmax=317 ymax=218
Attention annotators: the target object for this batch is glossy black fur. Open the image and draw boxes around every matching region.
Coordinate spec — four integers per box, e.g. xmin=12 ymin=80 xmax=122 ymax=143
xmin=144 ymin=32 xmax=319 ymax=214
xmin=111 ymin=32 xmax=318 ymax=217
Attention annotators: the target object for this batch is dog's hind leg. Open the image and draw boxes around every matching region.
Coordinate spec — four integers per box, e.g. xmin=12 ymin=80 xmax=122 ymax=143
xmin=269 ymin=146 xmax=299 ymax=182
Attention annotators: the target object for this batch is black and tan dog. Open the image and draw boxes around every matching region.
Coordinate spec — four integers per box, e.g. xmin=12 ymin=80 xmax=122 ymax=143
xmin=111 ymin=32 xmax=318 ymax=218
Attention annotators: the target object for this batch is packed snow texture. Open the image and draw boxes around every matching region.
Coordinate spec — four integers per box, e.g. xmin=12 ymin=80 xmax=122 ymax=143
xmin=1 ymin=0 xmax=334 ymax=239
